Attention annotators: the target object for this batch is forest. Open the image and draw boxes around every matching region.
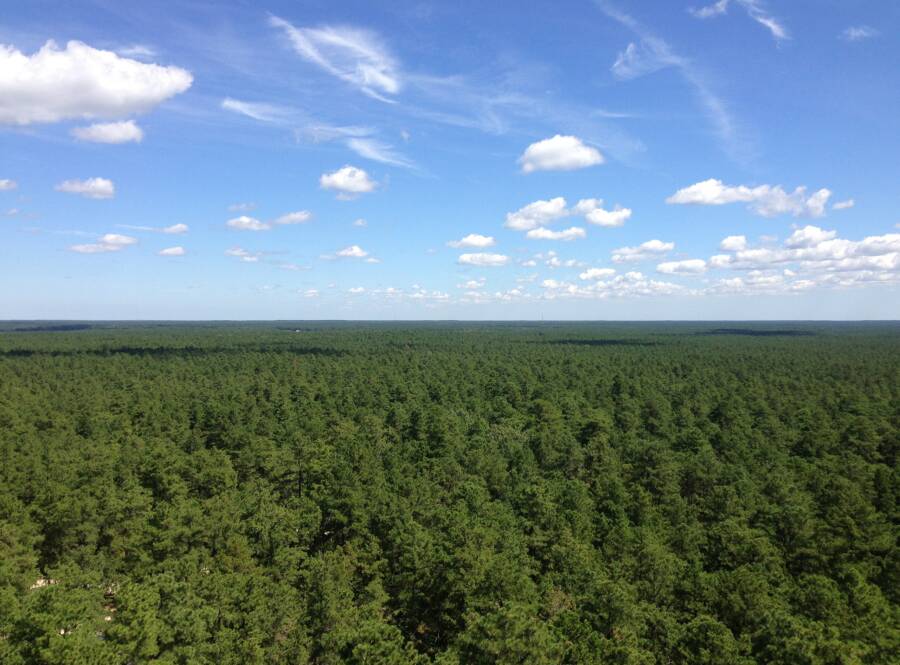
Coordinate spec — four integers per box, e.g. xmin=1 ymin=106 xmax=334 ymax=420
xmin=0 ymin=322 xmax=897 ymax=664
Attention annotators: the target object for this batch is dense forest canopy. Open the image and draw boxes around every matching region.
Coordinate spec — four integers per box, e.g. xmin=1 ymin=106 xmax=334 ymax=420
xmin=0 ymin=322 xmax=897 ymax=664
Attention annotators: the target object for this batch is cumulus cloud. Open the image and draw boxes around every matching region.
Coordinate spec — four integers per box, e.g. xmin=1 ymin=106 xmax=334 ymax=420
xmin=505 ymin=197 xmax=568 ymax=231
xmin=0 ymin=40 xmax=192 ymax=125
xmin=841 ymin=26 xmax=878 ymax=42
xmin=55 ymin=177 xmax=114 ymax=199
xmin=579 ymin=267 xmax=616 ymax=280
xmin=719 ymin=235 xmax=747 ymax=251
xmin=657 ymin=258 xmax=707 ymax=274
xmin=71 ymin=120 xmax=143 ymax=143
xmin=274 ymin=211 xmax=312 ymax=225
xmin=707 ymin=226 xmax=900 ymax=281
xmin=666 ymin=178 xmax=831 ymax=217
xmin=0 ymin=179 xmax=16 ymax=191
xmin=270 ymin=17 xmax=400 ymax=101
xmin=518 ymin=135 xmax=604 ymax=173
xmin=158 ymin=246 xmax=185 ymax=256
xmin=227 ymin=215 xmax=271 ymax=231
xmin=320 ymin=165 xmax=376 ymax=199
xmin=458 ymin=252 xmax=509 ymax=267
xmin=505 ymin=196 xmax=632 ymax=233
xmin=336 ymin=245 xmax=369 ymax=258
xmin=785 ymin=225 xmax=837 ymax=248
xmin=573 ymin=198 xmax=632 ymax=227
xmin=542 ymin=271 xmax=684 ymax=299
xmin=225 ymin=247 xmax=261 ymax=262
xmin=458 ymin=277 xmax=486 ymax=290
xmin=348 ymin=286 xmax=366 ymax=294
xmin=612 ymin=239 xmax=674 ymax=262
xmin=69 ymin=233 xmax=136 ymax=253
xmin=833 ymin=199 xmax=854 ymax=210
xmin=447 ymin=233 xmax=495 ymax=248
xmin=525 ymin=226 xmax=586 ymax=241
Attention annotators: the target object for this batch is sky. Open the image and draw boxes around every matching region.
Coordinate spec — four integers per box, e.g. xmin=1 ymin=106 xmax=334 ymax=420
xmin=2 ymin=0 xmax=899 ymax=320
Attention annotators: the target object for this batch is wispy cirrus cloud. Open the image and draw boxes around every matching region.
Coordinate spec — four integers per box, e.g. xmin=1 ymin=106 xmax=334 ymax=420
xmin=597 ymin=1 xmax=751 ymax=162
xmin=269 ymin=16 xmax=401 ymax=102
xmin=841 ymin=26 xmax=878 ymax=42
xmin=689 ymin=1 xmax=788 ymax=41
xmin=346 ymin=137 xmax=415 ymax=168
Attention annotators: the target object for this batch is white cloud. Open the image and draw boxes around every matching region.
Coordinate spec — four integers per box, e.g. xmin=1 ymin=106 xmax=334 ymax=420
xmin=612 ymin=239 xmax=674 ymax=262
xmin=526 ymin=226 xmax=586 ymax=241
xmin=841 ymin=26 xmax=878 ymax=42
xmin=320 ymin=165 xmax=376 ymax=199
xmin=719 ymin=235 xmax=747 ymax=251
xmin=225 ymin=247 xmax=260 ymax=262
xmin=302 ymin=288 xmax=319 ymax=298
xmin=353 ymin=218 xmax=367 ymax=227
xmin=274 ymin=211 xmax=312 ymax=225
xmin=598 ymin=5 xmax=747 ymax=162
xmin=657 ymin=258 xmax=707 ymax=274
xmin=505 ymin=197 xmax=568 ymax=231
xmin=228 ymin=202 xmax=256 ymax=212
xmin=579 ymin=267 xmax=616 ymax=280
xmin=541 ymin=271 xmax=684 ymax=299
xmin=348 ymin=286 xmax=366 ymax=294
xmin=227 ymin=215 xmax=271 ymax=231
xmin=336 ymin=244 xmax=369 ymax=258
xmin=506 ymin=197 xmax=632 ymax=234
xmin=518 ymin=134 xmax=604 ymax=173
xmin=117 ymin=45 xmax=157 ymax=59
xmin=574 ymin=198 xmax=632 ymax=227
xmin=689 ymin=0 xmax=729 ymax=18
xmin=69 ymin=232 xmax=136 ymax=253
xmin=346 ymin=137 xmax=414 ymax=168
xmin=458 ymin=252 xmax=509 ymax=267
xmin=785 ymin=225 xmax=837 ymax=248
xmin=833 ymin=199 xmax=854 ymax=210
xmin=119 ymin=222 xmax=188 ymax=234
xmin=0 ymin=40 xmax=191 ymax=125
xmin=458 ymin=277 xmax=486 ymax=289
xmin=71 ymin=120 xmax=143 ymax=143
xmin=706 ymin=227 xmax=900 ymax=284
xmin=667 ymin=178 xmax=831 ymax=217
xmin=55 ymin=177 xmax=115 ymax=199
xmin=221 ymin=97 xmax=291 ymax=123
xmin=0 ymin=179 xmax=16 ymax=191
xmin=158 ymin=246 xmax=185 ymax=256
xmin=689 ymin=1 xmax=788 ymax=41
xmin=447 ymin=233 xmax=495 ymax=248
xmin=611 ymin=39 xmax=680 ymax=80
xmin=270 ymin=17 xmax=400 ymax=101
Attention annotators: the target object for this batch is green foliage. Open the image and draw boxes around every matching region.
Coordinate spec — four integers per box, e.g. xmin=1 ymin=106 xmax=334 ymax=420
xmin=0 ymin=322 xmax=897 ymax=662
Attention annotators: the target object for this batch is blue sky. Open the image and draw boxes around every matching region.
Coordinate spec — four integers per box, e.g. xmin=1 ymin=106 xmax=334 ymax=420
xmin=2 ymin=0 xmax=898 ymax=319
